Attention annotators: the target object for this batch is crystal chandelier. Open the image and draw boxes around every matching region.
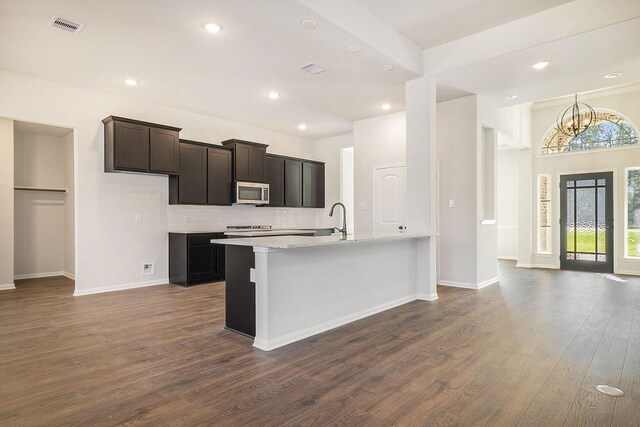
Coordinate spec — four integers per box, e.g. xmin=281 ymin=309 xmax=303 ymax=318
xmin=557 ymin=93 xmax=596 ymax=137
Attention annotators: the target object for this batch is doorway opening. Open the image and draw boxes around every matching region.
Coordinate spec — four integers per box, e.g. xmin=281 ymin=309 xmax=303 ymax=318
xmin=560 ymin=172 xmax=613 ymax=273
xmin=340 ymin=147 xmax=354 ymax=234
xmin=13 ymin=120 xmax=75 ymax=292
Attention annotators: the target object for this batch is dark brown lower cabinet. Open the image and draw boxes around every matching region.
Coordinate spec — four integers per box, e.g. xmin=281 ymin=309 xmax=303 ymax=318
xmin=224 ymin=245 xmax=255 ymax=337
xmin=169 ymin=233 xmax=226 ymax=286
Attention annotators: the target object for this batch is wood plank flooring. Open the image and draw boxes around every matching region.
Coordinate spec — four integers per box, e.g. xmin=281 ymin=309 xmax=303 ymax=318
xmin=1 ymin=262 xmax=639 ymax=426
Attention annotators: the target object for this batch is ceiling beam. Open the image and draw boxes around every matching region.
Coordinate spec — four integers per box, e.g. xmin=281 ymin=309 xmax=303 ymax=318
xmin=424 ymin=0 xmax=640 ymax=75
xmin=295 ymin=0 xmax=423 ymax=76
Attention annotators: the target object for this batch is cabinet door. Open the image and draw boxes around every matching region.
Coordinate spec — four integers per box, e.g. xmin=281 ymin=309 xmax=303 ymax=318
xmin=114 ymin=121 xmax=149 ymax=171
xmin=248 ymin=146 xmax=266 ymax=182
xmin=208 ymin=147 xmax=232 ymax=205
xmin=284 ymin=159 xmax=302 ymax=207
xmin=315 ymin=163 xmax=325 ymax=208
xmin=178 ymin=144 xmax=207 ymax=204
xmin=187 ymin=245 xmax=216 ymax=284
xmin=266 ymin=156 xmax=285 ymax=207
xmin=149 ymin=128 xmax=179 ymax=174
xmin=303 ymin=162 xmax=325 ymax=207
xmin=234 ymin=145 xmax=251 ymax=181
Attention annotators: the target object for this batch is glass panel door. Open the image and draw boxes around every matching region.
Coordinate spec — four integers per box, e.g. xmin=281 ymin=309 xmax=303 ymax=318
xmin=560 ymin=172 xmax=613 ymax=272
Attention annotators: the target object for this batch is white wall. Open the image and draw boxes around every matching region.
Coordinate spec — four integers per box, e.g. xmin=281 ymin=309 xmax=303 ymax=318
xmin=14 ymin=130 xmax=73 ymax=278
xmin=529 ymin=88 xmax=640 ymax=275
xmin=0 ymin=118 xmax=14 ymax=289
xmin=497 ymin=149 xmax=519 ymax=259
xmin=314 ymin=133 xmax=354 ymax=230
xmin=0 ymin=70 xmax=324 ymax=293
xmin=352 ymin=112 xmax=406 ymax=234
xmin=340 ymin=147 xmax=355 ymax=234
xmin=437 ymin=96 xmax=478 ymax=285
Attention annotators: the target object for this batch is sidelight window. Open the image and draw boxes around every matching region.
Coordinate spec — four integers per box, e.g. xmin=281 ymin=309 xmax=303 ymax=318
xmin=537 ymin=174 xmax=552 ymax=253
xmin=627 ymin=168 xmax=640 ymax=258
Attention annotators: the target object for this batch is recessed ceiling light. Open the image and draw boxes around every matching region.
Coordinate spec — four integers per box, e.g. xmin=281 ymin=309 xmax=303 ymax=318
xmin=604 ymin=72 xmax=622 ymax=79
xmin=268 ymin=91 xmax=280 ymax=100
xmin=382 ymin=64 xmax=394 ymax=71
xmin=204 ymin=23 xmax=223 ymax=33
xmin=124 ymin=78 xmax=139 ymax=86
xmin=505 ymin=95 xmax=518 ymax=100
xmin=531 ymin=60 xmax=550 ymax=70
xmin=381 ymin=103 xmax=391 ymax=111
xmin=346 ymin=45 xmax=360 ymax=53
xmin=298 ymin=123 xmax=307 ymax=130
xmin=301 ymin=19 xmax=317 ymax=29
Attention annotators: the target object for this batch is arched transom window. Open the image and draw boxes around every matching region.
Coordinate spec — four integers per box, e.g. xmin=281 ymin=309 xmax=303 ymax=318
xmin=541 ymin=111 xmax=639 ymax=155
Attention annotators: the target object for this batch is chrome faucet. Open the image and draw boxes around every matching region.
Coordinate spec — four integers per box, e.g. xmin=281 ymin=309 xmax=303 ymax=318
xmin=329 ymin=202 xmax=347 ymax=237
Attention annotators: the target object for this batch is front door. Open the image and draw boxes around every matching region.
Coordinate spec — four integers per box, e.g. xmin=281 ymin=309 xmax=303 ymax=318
xmin=560 ymin=172 xmax=613 ymax=272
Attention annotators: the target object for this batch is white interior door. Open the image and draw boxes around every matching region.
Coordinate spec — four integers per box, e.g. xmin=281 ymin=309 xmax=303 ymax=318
xmin=374 ymin=165 xmax=406 ymax=235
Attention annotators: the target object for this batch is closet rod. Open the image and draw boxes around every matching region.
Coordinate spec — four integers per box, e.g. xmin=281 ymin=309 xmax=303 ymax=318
xmin=14 ymin=186 xmax=68 ymax=194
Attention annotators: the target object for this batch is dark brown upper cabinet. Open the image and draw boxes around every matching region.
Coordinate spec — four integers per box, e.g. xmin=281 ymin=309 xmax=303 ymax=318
xmin=207 ymin=146 xmax=233 ymax=205
xmin=265 ymin=155 xmax=285 ymax=207
xmin=285 ymin=159 xmax=303 ymax=207
xmin=103 ymin=116 xmax=180 ymax=175
xmin=303 ymin=161 xmax=325 ymax=208
xmin=169 ymin=140 xmax=232 ymax=206
xmin=221 ymin=139 xmax=268 ymax=183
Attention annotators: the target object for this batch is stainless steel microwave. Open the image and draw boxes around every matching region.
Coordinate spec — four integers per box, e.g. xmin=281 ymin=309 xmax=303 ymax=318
xmin=234 ymin=181 xmax=269 ymax=205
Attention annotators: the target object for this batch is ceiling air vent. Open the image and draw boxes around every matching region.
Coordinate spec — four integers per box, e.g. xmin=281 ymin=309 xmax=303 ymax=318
xmin=49 ymin=16 xmax=84 ymax=34
xmin=300 ymin=63 xmax=326 ymax=74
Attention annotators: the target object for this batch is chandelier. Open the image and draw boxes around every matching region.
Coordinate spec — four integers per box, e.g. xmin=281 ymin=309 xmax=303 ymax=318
xmin=556 ymin=93 xmax=596 ymax=137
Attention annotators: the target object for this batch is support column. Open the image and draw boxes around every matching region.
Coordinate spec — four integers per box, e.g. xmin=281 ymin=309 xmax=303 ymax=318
xmin=406 ymin=76 xmax=437 ymax=300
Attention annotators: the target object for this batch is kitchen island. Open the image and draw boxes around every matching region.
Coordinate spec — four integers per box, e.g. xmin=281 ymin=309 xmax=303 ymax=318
xmin=212 ymin=232 xmax=436 ymax=351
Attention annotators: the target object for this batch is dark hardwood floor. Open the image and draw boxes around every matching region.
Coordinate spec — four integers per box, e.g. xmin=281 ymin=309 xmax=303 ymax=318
xmin=1 ymin=262 xmax=639 ymax=426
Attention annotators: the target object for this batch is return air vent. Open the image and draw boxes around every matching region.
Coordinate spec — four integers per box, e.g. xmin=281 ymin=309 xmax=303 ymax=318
xmin=300 ymin=63 xmax=326 ymax=74
xmin=49 ymin=16 xmax=84 ymax=34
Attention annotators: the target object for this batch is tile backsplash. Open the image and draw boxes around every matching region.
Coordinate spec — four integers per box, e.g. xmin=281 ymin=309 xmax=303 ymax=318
xmin=168 ymin=204 xmax=331 ymax=231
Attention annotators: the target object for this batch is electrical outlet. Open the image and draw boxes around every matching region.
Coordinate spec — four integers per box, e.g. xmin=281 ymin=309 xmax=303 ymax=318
xmin=134 ymin=214 xmax=142 ymax=223
xmin=357 ymin=202 xmax=367 ymax=210
xmin=142 ymin=263 xmax=154 ymax=275
xmin=449 ymin=199 xmax=455 ymax=208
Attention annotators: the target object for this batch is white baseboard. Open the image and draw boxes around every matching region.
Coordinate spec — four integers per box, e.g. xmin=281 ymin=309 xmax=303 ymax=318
xmin=62 ymin=272 xmax=75 ymax=280
xmin=516 ymin=263 xmax=559 ymax=269
xmin=498 ymin=255 xmax=517 ymax=260
xmin=74 ymin=278 xmax=169 ymax=296
xmin=439 ymin=277 xmax=499 ymax=290
xmin=417 ymin=292 xmax=439 ymax=301
xmin=0 ymin=283 xmax=16 ymax=291
xmin=615 ymin=269 xmax=640 ymax=277
xmin=253 ymin=294 xmax=418 ymax=351
xmin=14 ymin=271 xmax=67 ymax=280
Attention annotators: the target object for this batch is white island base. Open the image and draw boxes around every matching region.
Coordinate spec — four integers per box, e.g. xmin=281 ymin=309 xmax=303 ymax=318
xmin=216 ymin=233 xmax=436 ymax=351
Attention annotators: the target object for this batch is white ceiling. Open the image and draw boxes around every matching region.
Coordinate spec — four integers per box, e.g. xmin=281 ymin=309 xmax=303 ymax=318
xmin=354 ymin=0 xmax=572 ymax=49
xmin=434 ymin=17 xmax=640 ymax=107
xmin=0 ymin=0 xmax=638 ymax=139
xmin=0 ymin=0 xmax=415 ymax=139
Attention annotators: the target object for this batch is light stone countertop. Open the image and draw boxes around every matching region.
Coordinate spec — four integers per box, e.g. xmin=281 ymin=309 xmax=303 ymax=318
xmin=211 ymin=232 xmax=433 ymax=249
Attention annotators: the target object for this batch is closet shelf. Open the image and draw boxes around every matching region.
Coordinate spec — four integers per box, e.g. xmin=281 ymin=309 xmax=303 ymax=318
xmin=14 ymin=186 xmax=68 ymax=194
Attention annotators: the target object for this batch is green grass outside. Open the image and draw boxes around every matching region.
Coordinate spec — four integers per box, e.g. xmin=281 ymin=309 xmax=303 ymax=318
xmin=566 ymin=229 xmax=640 ymax=257
xmin=566 ymin=230 xmax=606 ymax=253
